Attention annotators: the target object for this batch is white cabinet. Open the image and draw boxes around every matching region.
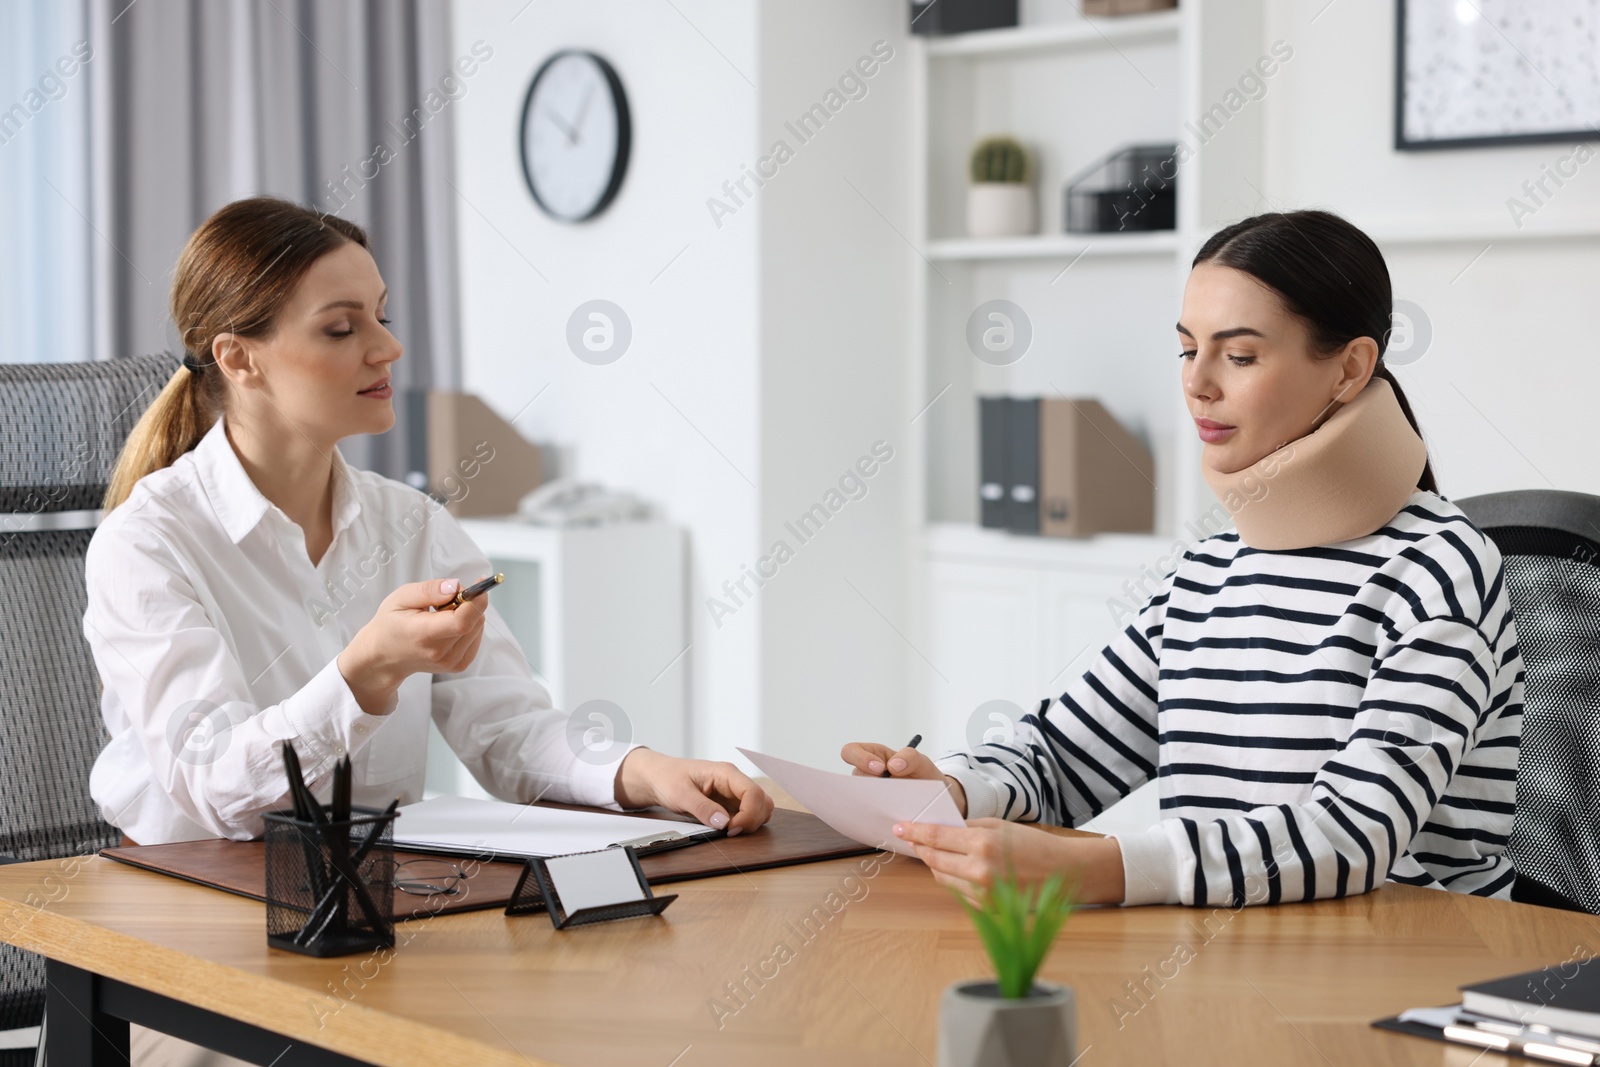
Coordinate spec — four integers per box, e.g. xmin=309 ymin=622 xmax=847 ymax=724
xmin=919 ymin=557 xmax=1045 ymax=749
xmin=910 ymin=523 xmax=1161 ymax=834
xmin=423 ymin=519 xmax=686 ymax=800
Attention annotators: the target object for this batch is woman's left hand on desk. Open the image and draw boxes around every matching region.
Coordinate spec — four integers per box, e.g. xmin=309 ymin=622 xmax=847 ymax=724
xmin=893 ymin=818 xmax=1126 ymax=907
xmin=613 ymin=747 xmax=775 ymax=837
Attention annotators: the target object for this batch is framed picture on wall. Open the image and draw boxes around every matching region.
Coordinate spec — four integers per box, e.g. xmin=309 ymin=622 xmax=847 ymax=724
xmin=1396 ymin=0 xmax=1600 ymax=150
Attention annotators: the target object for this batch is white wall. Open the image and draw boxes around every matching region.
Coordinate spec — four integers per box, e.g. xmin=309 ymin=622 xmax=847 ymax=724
xmin=451 ymin=0 xmax=762 ymax=762
xmin=451 ymin=0 xmax=1591 ymax=782
xmin=1261 ymin=1 xmax=1599 ymax=498
xmin=451 ymin=0 xmax=912 ymax=770
xmin=754 ymin=4 xmax=911 ymax=762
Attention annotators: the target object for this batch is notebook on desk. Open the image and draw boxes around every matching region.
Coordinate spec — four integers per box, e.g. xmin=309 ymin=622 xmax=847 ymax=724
xmin=100 ymin=802 xmax=873 ymax=919
xmin=388 ymin=795 xmax=723 ymax=861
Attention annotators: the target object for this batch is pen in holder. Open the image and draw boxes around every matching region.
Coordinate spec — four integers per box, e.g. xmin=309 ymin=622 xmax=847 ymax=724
xmin=264 ymin=804 xmax=397 ymax=957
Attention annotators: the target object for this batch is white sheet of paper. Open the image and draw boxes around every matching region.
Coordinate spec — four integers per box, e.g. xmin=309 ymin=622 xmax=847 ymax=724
xmin=1396 ymin=1005 xmax=1462 ymax=1030
xmin=392 ymin=796 xmax=717 ymax=860
xmin=737 ymin=747 xmax=965 ymax=857
xmin=544 ymin=848 xmax=648 ymax=914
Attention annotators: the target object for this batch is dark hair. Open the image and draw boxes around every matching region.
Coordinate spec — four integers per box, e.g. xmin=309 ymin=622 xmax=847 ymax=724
xmin=1191 ymin=209 xmax=1438 ymax=495
xmin=104 ymin=197 xmax=370 ymax=512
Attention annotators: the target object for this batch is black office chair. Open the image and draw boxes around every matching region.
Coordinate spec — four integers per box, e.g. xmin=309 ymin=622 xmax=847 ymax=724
xmin=1457 ymin=489 xmax=1600 ymax=915
xmin=0 ymin=353 xmax=181 ymax=1065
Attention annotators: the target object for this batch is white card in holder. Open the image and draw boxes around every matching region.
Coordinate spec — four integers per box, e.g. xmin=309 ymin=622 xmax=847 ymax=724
xmin=544 ymin=848 xmax=648 ymax=914
xmin=504 ymin=845 xmax=678 ymax=928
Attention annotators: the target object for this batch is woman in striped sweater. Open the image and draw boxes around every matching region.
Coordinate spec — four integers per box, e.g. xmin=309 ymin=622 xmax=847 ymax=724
xmin=844 ymin=210 xmax=1525 ymax=908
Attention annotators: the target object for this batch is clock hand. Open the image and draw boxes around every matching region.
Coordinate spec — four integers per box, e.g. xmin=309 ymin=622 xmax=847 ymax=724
xmin=569 ymin=82 xmax=597 ymax=144
xmin=543 ymin=106 xmax=578 ymax=143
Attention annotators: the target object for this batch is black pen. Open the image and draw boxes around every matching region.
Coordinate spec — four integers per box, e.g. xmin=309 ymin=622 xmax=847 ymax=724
xmin=318 ymin=757 xmax=387 ymax=936
xmin=280 ymin=742 xmax=330 ymax=902
xmin=297 ymin=794 xmax=397 ymax=946
xmin=333 ymin=755 xmax=351 ymax=823
xmin=880 ymin=734 xmax=923 ymax=778
xmin=330 ymin=757 xmax=352 ymax=933
xmin=443 ymin=572 xmax=504 ymax=610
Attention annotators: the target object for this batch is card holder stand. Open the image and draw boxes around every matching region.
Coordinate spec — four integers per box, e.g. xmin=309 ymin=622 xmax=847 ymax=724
xmin=505 ymin=846 xmax=677 ymax=929
xmin=264 ymin=805 xmax=396 ymax=957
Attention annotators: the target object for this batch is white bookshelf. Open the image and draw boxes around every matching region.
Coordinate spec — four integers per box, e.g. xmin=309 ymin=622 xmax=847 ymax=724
xmin=904 ymin=2 xmax=1267 ymax=832
xmin=926 ymin=230 xmax=1182 ymax=261
xmin=907 ymin=0 xmax=1269 ymax=543
xmin=923 ymin=8 xmax=1182 ymax=58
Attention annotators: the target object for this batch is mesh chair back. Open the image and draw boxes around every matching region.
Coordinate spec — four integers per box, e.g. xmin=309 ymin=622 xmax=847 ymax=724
xmin=0 ymin=352 xmax=180 ymax=1031
xmin=1458 ymin=489 xmax=1600 ymax=914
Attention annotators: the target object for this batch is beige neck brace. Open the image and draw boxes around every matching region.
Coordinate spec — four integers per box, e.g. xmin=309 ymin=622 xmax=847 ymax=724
xmin=1200 ymin=377 xmax=1428 ymax=551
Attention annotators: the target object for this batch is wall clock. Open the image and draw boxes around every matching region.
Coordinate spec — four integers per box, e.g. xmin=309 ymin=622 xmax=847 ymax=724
xmin=519 ymin=50 xmax=631 ymax=221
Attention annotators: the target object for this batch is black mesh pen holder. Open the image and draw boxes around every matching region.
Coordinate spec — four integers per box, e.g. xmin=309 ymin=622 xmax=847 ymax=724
xmin=264 ymin=805 xmax=396 ymax=957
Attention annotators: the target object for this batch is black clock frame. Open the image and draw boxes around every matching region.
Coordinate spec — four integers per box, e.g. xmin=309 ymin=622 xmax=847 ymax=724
xmin=518 ymin=49 xmax=632 ymax=222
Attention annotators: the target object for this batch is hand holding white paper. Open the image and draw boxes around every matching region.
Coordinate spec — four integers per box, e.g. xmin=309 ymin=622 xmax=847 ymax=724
xmin=737 ymin=747 xmax=966 ymax=857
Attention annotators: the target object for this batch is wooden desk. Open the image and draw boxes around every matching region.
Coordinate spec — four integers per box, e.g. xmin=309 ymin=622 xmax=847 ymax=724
xmin=2 ymin=826 xmax=1598 ymax=1066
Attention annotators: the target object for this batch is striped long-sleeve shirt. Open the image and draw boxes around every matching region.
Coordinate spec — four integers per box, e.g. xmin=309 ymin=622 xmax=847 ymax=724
xmin=936 ymin=493 xmax=1526 ymax=907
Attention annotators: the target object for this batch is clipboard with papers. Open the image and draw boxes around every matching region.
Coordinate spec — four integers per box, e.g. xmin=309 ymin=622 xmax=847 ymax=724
xmin=389 ymin=795 xmax=727 ymax=862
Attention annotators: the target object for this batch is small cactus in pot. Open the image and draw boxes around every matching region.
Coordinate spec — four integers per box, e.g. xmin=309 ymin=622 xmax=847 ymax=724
xmin=967 ymin=135 xmax=1036 ymax=238
xmin=970 ymin=136 xmax=1032 ymax=185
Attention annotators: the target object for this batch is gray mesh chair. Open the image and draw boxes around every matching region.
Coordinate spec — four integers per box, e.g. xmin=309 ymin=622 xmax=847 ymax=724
xmin=0 ymin=353 xmax=181 ymax=1065
xmin=1458 ymin=489 xmax=1600 ymax=914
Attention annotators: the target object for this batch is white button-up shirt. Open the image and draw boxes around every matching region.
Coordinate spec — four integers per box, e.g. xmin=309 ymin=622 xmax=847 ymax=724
xmin=84 ymin=412 xmax=635 ymax=845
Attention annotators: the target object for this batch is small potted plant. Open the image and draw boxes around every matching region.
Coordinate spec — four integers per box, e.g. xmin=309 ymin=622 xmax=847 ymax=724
xmin=967 ymin=135 xmax=1036 ymax=239
xmin=939 ymin=863 xmax=1078 ymax=1067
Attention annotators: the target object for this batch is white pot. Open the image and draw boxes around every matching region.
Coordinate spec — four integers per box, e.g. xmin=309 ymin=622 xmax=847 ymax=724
xmin=938 ymin=979 xmax=1076 ymax=1067
xmin=966 ymin=183 xmax=1036 ymax=239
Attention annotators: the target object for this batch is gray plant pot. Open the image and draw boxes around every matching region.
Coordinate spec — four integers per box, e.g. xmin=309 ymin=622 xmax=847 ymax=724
xmin=938 ymin=979 xmax=1076 ymax=1067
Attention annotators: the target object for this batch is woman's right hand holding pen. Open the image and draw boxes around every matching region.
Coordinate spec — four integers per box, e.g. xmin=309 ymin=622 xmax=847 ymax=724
xmin=839 ymin=741 xmax=968 ymax=818
xmin=336 ymin=576 xmax=491 ymax=717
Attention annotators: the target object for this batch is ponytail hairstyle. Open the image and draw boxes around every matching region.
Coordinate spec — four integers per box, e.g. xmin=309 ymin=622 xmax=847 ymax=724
xmin=102 ymin=197 xmax=370 ymax=513
xmin=1191 ymin=209 xmax=1439 ymax=495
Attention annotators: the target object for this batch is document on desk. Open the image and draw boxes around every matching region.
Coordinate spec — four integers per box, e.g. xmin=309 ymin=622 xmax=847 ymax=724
xmin=738 ymin=747 xmax=965 ymax=857
xmin=391 ymin=796 xmax=720 ymax=860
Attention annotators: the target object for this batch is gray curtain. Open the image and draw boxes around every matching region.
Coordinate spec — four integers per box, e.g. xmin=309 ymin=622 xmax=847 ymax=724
xmin=87 ymin=0 xmax=461 ymax=480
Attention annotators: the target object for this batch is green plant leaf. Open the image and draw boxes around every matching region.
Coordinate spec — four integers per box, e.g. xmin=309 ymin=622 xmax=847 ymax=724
xmin=951 ymin=853 xmax=1078 ymax=998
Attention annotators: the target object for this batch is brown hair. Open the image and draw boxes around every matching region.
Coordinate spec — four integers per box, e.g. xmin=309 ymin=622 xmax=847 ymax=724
xmin=1193 ymin=209 xmax=1439 ymax=495
xmin=102 ymin=196 xmax=370 ymax=512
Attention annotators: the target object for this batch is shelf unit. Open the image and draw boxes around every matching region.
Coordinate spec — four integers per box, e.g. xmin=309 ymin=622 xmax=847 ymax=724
xmin=926 ymin=230 xmax=1182 ymax=261
xmin=903 ymin=1 xmax=1268 ymax=797
xmin=923 ymin=8 xmax=1181 ymax=58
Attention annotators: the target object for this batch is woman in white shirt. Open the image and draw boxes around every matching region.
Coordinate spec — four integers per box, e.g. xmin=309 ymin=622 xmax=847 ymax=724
xmin=86 ymin=195 xmax=774 ymax=851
